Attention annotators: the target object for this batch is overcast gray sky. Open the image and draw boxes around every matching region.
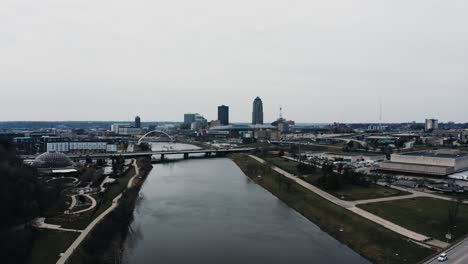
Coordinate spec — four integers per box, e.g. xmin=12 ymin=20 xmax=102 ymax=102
xmin=1 ymin=0 xmax=467 ymax=123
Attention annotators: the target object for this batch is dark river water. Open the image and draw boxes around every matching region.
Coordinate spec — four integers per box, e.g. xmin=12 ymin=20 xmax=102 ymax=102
xmin=122 ymin=143 xmax=370 ymax=264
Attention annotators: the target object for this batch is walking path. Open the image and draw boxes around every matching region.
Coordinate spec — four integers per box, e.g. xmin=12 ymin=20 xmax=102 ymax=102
xmin=67 ymin=194 xmax=97 ymax=215
xmin=32 ymin=218 xmax=82 ymax=233
xmin=67 ymin=195 xmax=77 ymax=211
xmin=248 ymin=155 xmax=449 ymax=248
xmin=56 ymin=160 xmax=140 ymax=264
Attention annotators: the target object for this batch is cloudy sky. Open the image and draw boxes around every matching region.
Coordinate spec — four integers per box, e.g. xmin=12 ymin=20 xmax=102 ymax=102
xmin=1 ymin=0 xmax=467 ymax=123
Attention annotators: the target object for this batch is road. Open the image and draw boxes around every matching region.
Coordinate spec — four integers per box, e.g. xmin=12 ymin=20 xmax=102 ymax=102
xmin=425 ymin=236 xmax=468 ymax=264
xmin=248 ymin=155 xmax=449 ymax=248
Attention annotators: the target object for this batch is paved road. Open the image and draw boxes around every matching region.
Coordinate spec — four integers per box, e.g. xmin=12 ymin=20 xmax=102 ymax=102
xmin=56 ymin=160 xmax=141 ymax=264
xmin=425 ymin=236 xmax=468 ymax=264
xmin=248 ymin=155 xmax=449 ymax=248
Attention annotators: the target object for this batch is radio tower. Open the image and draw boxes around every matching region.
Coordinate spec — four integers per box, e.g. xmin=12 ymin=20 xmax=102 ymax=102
xmin=379 ymin=98 xmax=383 ymax=131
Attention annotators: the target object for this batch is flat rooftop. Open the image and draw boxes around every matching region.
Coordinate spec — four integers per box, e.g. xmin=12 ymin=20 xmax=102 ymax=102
xmin=400 ymin=150 xmax=468 ymax=159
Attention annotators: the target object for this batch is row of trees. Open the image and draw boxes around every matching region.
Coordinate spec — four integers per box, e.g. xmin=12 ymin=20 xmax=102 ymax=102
xmin=315 ymin=162 xmax=373 ymax=191
xmin=0 ymin=138 xmax=62 ymax=264
xmin=0 ymin=139 xmax=51 ymax=228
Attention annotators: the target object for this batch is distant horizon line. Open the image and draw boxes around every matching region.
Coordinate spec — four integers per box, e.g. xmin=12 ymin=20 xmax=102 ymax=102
xmin=0 ymin=120 xmax=467 ymax=125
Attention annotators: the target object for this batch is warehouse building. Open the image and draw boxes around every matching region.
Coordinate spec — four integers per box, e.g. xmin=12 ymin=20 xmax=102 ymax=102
xmin=379 ymin=149 xmax=468 ymax=176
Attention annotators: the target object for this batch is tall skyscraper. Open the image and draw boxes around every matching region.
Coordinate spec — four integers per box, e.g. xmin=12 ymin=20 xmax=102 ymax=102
xmin=217 ymin=105 xmax=229 ymax=125
xmin=134 ymin=115 xmax=141 ymax=128
xmin=252 ymin=96 xmax=264 ymax=125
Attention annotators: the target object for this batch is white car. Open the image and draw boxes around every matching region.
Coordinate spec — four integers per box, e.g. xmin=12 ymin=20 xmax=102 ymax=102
xmin=438 ymin=252 xmax=448 ymax=262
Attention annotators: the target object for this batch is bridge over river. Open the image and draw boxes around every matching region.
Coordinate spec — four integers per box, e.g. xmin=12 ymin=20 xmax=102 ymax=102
xmin=21 ymin=148 xmax=255 ymax=161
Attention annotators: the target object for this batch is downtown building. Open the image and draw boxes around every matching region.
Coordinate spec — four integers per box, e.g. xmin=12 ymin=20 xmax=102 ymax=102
xmin=46 ymin=141 xmax=118 ymax=153
xmin=217 ymin=105 xmax=229 ymax=126
xmin=252 ymin=96 xmax=263 ymax=125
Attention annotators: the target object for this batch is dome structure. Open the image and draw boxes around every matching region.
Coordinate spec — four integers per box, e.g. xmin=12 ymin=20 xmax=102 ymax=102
xmin=33 ymin=151 xmax=74 ymax=168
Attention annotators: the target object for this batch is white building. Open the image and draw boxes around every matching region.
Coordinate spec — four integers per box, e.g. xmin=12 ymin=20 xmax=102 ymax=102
xmin=111 ymin=123 xmax=141 ymax=135
xmin=47 ymin=142 xmax=118 ymax=153
xmin=118 ymin=127 xmax=141 ymax=136
xmin=379 ymin=149 xmax=468 ymax=176
xmin=425 ymin=119 xmax=439 ymax=131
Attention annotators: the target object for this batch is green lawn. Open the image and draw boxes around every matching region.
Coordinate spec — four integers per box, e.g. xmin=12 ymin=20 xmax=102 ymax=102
xmin=46 ymin=165 xmax=136 ymax=230
xmin=358 ymin=197 xmax=468 ymax=241
xmin=230 ymin=154 xmax=433 ymax=264
xmin=27 ymin=230 xmax=79 ymax=264
xmin=263 ymin=155 xmax=303 ymax=175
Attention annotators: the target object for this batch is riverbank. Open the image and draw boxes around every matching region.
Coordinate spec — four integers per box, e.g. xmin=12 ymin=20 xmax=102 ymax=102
xmin=65 ymin=158 xmax=153 ymax=264
xmin=229 ymin=153 xmax=433 ymax=264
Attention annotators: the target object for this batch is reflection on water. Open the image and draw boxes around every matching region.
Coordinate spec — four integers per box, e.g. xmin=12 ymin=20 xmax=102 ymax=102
xmin=123 ymin=143 xmax=369 ymax=264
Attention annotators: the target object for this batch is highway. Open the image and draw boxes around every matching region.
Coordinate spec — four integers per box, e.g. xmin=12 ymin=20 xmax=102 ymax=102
xmin=425 ymin=236 xmax=468 ymax=264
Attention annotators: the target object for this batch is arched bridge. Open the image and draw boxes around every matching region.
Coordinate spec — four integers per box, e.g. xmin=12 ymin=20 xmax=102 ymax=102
xmin=138 ymin=130 xmax=175 ymax=144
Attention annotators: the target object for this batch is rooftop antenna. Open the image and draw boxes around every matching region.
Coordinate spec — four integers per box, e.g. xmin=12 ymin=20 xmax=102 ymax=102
xmin=279 ymin=106 xmax=283 ymax=119
xmin=379 ymin=98 xmax=383 ymax=130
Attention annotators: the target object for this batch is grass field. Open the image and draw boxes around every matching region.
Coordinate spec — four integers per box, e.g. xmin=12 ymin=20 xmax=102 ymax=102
xmin=358 ymin=197 xmax=468 ymax=241
xmin=331 ymin=185 xmax=410 ymax=201
xmin=262 ymin=154 xmax=409 ymax=201
xmin=230 ymin=154 xmax=433 ymax=264
xmin=262 ymin=155 xmax=304 ymax=176
xmin=27 ymin=230 xmax=79 ymax=264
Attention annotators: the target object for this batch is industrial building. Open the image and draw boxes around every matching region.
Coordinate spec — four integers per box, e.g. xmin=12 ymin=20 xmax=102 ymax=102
xmin=379 ymin=149 xmax=468 ymax=176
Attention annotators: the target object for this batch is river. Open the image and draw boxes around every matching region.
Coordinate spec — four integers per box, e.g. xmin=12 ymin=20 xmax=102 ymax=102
xmin=122 ymin=143 xmax=369 ymax=264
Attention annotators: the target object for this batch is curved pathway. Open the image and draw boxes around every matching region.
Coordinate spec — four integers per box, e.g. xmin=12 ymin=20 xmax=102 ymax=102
xmin=67 ymin=194 xmax=97 ymax=215
xmin=56 ymin=160 xmax=140 ymax=264
xmin=248 ymin=155 xmax=449 ymax=248
xmin=67 ymin=195 xmax=77 ymax=212
xmin=46 ymin=177 xmax=79 ymax=185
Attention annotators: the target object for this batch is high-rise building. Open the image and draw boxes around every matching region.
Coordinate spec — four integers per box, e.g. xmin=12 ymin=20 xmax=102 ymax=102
xmin=184 ymin=113 xmax=208 ymax=130
xmin=425 ymin=119 xmax=439 ymax=131
xmin=135 ymin=116 xmax=141 ymax=128
xmin=252 ymin=96 xmax=263 ymax=125
xmin=217 ymin=105 xmax=229 ymax=125
xmin=184 ymin=113 xmax=197 ymax=125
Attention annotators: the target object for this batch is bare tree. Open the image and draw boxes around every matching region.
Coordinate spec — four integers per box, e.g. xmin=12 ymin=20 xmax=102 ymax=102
xmin=448 ymin=194 xmax=464 ymax=235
